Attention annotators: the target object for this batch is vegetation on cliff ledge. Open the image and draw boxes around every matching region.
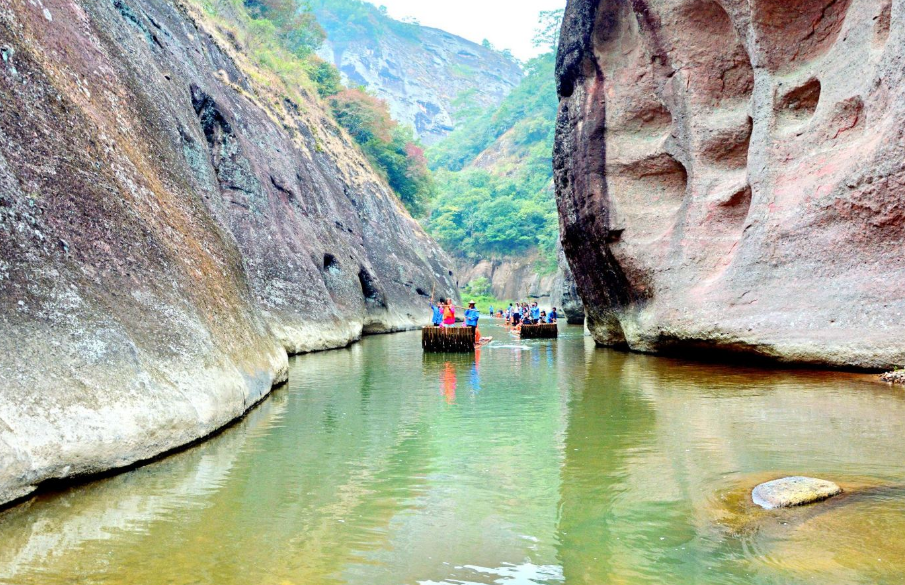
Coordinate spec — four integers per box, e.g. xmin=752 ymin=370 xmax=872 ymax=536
xmin=424 ymin=11 xmax=563 ymax=272
xmin=207 ymin=0 xmax=558 ymax=262
xmin=222 ymin=0 xmax=434 ymax=214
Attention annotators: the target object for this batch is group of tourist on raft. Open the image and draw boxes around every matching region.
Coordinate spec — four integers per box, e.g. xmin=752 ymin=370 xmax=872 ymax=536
xmin=428 ymin=298 xmax=559 ymax=342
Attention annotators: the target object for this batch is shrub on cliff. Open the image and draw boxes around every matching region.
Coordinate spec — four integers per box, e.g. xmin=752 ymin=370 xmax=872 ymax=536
xmin=329 ymin=89 xmax=433 ymax=214
xmin=243 ymin=0 xmax=326 ymax=58
xmin=426 ymin=43 xmax=560 ymax=268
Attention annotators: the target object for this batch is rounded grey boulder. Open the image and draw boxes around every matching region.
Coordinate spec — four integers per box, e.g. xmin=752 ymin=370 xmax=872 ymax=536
xmin=752 ymin=477 xmax=843 ymax=510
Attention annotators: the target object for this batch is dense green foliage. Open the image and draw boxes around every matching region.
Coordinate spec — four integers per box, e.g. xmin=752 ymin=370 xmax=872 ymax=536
xmin=328 ymin=89 xmax=433 ymax=214
xmin=238 ymin=0 xmax=432 ymax=215
xmin=243 ymin=0 xmax=326 ymax=57
xmin=426 ymin=48 xmax=559 ymax=269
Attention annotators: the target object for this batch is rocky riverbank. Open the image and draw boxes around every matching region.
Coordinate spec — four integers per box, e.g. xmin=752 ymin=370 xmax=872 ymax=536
xmin=881 ymin=370 xmax=905 ymax=385
xmin=0 ymin=0 xmax=457 ymax=507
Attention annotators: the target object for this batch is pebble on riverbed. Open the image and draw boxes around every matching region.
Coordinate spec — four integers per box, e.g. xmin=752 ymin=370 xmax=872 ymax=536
xmin=752 ymin=477 xmax=843 ymax=510
xmin=880 ymin=370 xmax=905 ymax=385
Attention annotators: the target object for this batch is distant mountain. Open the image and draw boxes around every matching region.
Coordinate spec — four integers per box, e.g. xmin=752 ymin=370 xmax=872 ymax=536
xmin=426 ymin=51 xmax=559 ymax=263
xmin=311 ymin=0 xmax=523 ymax=144
xmin=425 ymin=50 xmax=567 ymax=304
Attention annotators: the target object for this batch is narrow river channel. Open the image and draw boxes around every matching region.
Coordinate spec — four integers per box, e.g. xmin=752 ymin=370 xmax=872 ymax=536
xmin=2 ymin=322 xmax=904 ymax=584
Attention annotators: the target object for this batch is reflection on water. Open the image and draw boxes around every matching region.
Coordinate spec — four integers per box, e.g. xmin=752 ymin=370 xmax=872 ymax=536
xmin=1 ymin=323 xmax=904 ymax=584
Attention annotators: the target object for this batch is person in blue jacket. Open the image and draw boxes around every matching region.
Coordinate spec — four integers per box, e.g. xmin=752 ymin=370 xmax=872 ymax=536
xmin=489 ymin=305 xmax=494 ymax=317
xmin=464 ymin=301 xmax=480 ymax=331
xmin=548 ymin=307 xmax=559 ymax=323
xmin=430 ymin=297 xmax=444 ymax=326
xmin=530 ymin=302 xmax=541 ymax=324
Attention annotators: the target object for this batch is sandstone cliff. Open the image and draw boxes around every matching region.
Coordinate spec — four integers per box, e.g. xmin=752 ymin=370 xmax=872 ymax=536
xmin=0 ymin=0 xmax=456 ymax=506
xmin=455 ymin=255 xmax=559 ymax=304
xmin=554 ymin=0 xmax=904 ymax=369
xmin=313 ymin=1 xmax=522 ymax=144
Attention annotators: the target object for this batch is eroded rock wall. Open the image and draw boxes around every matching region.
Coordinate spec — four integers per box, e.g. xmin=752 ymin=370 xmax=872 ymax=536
xmin=0 ymin=0 xmax=456 ymax=506
xmin=455 ymin=255 xmax=558 ymax=304
xmin=551 ymin=243 xmax=586 ymax=325
xmin=555 ymin=0 xmax=904 ymax=368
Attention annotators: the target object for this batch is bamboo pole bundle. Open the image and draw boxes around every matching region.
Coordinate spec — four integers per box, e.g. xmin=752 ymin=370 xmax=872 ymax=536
xmin=519 ymin=323 xmax=559 ymax=339
xmin=422 ymin=326 xmax=475 ymax=353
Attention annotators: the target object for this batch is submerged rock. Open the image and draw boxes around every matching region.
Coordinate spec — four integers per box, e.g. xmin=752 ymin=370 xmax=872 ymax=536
xmin=880 ymin=371 xmax=905 ymax=385
xmin=752 ymin=477 xmax=843 ymax=510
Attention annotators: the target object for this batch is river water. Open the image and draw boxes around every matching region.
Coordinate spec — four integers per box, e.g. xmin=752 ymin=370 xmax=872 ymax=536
xmin=2 ymin=322 xmax=905 ymax=585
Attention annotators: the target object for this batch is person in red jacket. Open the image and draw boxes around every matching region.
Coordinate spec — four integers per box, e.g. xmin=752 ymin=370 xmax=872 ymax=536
xmin=442 ymin=300 xmax=456 ymax=327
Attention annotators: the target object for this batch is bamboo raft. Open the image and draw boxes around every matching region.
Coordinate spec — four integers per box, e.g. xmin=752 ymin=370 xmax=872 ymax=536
xmin=519 ymin=323 xmax=559 ymax=339
xmin=422 ymin=326 xmax=476 ymax=353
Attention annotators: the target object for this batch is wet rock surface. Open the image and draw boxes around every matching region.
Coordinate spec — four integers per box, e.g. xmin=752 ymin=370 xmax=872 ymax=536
xmin=0 ymin=0 xmax=456 ymax=506
xmin=554 ymin=0 xmax=905 ymax=369
xmin=881 ymin=370 xmax=905 ymax=384
xmin=752 ymin=477 xmax=843 ymax=509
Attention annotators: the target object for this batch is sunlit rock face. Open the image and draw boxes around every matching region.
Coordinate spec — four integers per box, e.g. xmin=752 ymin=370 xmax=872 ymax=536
xmin=0 ymin=0 xmax=456 ymax=506
xmin=554 ymin=0 xmax=904 ymax=369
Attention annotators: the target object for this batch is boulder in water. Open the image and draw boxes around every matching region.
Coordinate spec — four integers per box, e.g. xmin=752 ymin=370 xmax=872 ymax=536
xmin=752 ymin=477 xmax=842 ymax=510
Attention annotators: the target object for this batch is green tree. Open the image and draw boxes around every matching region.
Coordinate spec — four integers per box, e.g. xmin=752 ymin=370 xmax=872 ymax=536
xmin=309 ymin=58 xmax=343 ymax=97
xmin=329 ymin=89 xmax=433 ymax=214
xmin=533 ymin=9 xmax=565 ymax=50
xmin=425 ymin=12 xmax=562 ymax=268
xmin=244 ymin=0 xmax=326 ymax=57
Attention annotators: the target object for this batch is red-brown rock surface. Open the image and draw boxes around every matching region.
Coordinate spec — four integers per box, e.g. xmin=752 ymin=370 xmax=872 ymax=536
xmin=554 ymin=0 xmax=904 ymax=369
xmin=0 ymin=0 xmax=456 ymax=506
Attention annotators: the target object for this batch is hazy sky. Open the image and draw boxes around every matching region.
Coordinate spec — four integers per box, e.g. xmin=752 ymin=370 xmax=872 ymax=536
xmin=365 ymin=0 xmax=567 ymax=61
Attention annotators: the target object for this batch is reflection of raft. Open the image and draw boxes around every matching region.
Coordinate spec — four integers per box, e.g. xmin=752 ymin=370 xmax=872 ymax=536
xmin=519 ymin=323 xmax=559 ymax=339
xmin=422 ymin=326 xmax=476 ymax=353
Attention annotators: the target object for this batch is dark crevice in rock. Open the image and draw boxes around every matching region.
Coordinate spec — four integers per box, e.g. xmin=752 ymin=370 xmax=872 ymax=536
xmin=323 ymin=253 xmax=339 ymax=273
xmin=190 ymin=85 xmax=233 ymax=148
xmin=112 ymin=0 xmax=163 ymax=48
xmin=776 ymin=77 xmax=821 ymax=129
xmin=269 ymin=175 xmax=295 ymax=201
xmin=358 ymin=268 xmax=386 ymax=308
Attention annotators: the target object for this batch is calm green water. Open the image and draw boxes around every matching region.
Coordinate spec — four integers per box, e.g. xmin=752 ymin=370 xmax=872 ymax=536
xmin=2 ymin=322 xmax=905 ymax=585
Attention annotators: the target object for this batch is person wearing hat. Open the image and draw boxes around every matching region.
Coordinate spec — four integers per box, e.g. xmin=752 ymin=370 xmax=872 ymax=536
xmin=464 ymin=300 xmax=480 ymax=333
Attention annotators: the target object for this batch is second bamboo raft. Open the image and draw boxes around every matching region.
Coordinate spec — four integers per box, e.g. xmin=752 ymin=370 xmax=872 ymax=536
xmin=519 ymin=323 xmax=559 ymax=339
xmin=422 ymin=326 xmax=475 ymax=353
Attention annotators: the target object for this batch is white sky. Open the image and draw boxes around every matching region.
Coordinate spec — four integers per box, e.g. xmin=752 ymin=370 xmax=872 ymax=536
xmin=365 ymin=0 xmax=567 ymax=61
